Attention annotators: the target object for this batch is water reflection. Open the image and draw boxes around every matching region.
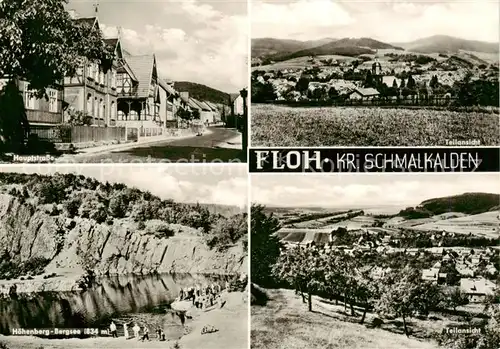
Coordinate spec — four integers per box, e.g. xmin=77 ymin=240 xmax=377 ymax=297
xmin=0 ymin=273 xmax=230 ymax=334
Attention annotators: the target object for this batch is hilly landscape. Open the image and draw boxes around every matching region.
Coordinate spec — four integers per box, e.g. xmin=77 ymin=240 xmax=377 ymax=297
xmin=252 ymin=35 xmax=499 ymax=64
xmin=174 ymin=81 xmax=231 ymax=105
xmin=394 ymin=35 xmax=499 ymax=54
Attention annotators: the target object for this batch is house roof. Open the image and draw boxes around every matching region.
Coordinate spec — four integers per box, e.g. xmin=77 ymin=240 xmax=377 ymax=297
xmin=186 ymin=97 xmax=201 ymax=110
xmin=460 ymin=278 xmax=495 ymax=295
xmin=422 ymin=269 xmax=438 ymax=279
xmin=197 ymin=100 xmax=213 ymax=111
xmin=116 ymin=60 xmax=138 ymax=82
xmin=75 ymin=17 xmax=98 ymax=28
xmin=191 ymin=98 xmax=211 ymax=111
xmin=354 ymin=88 xmax=380 ymax=96
xmin=205 ymin=101 xmax=218 ymax=111
xmin=158 ymin=79 xmax=178 ymax=96
xmin=124 ymin=54 xmax=156 ymax=98
xmin=103 ymin=38 xmax=119 ymax=48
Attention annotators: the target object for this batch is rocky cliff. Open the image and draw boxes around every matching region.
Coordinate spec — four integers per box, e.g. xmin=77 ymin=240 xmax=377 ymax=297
xmin=0 ymin=193 xmax=247 ymax=294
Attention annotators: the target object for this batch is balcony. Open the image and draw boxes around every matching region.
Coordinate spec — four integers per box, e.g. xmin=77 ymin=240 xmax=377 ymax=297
xmin=26 ymin=110 xmax=62 ymax=124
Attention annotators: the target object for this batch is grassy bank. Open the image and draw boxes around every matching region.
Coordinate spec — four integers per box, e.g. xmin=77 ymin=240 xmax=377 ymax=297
xmin=251 ymin=288 xmax=440 ymax=349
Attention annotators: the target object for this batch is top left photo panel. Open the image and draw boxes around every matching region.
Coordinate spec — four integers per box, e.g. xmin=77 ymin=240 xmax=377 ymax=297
xmin=0 ymin=0 xmax=248 ymax=164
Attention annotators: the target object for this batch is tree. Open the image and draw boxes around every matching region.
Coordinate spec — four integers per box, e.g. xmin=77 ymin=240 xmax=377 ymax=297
xmin=328 ymin=87 xmax=339 ymax=100
xmin=376 ymin=267 xmax=427 ymax=337
xmin=250 ymin=205 xmax=281 ymax=287
xmin=400 ymin=78 xmax=406 ymax=89
xmin=392 ymin=79 xmax=398 ymax=88
xmin=406 ymin=75 xmax=416 ymax=89
xmin=364 ymin=70 xmax=374 ymax=88
xmin=0 ymin=0 xmax=113 ymax=152
xmin=108 ymin=193 xmax=127 ymax=218
xmin=442 ymin=287 xmax=469 ymax=311
xmin=295 ymin=76 xmax=310 ymax=94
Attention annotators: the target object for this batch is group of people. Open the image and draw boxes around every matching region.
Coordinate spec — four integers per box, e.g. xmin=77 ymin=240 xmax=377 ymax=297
xmin=109 ymin=321 xmax=162 ymax=341
xmin=178 ymin=281 xmax=229 ymax=309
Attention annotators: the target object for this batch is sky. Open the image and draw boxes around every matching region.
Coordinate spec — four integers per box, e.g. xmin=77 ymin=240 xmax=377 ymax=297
xmin=67 ymin=0 xmax=248 ymax=93
xmin=251 ymin=173 xmax=500 ymax=209
xmin=0 ymin=164 xmax=248 ymax=208
xmin=252 ymin=0 xmax=500 ymax=43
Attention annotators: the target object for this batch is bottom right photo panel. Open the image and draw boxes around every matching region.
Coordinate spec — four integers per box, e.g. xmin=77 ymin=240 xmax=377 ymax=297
xmin=250 ymin=173 xmax=499 ymax=349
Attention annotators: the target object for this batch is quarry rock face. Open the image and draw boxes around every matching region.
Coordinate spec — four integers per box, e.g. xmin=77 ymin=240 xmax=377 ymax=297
xmin=0 ymin=194 xmax=247 ymax=294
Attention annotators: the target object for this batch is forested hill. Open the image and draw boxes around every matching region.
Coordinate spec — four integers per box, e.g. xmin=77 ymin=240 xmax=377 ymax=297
xmin=174 ymin=81 xmax=231 ymax=105
xmin=399 ymin=192 xmax=500 ymax=219
xmin=0 ymin=172 xmax=247 ymax=249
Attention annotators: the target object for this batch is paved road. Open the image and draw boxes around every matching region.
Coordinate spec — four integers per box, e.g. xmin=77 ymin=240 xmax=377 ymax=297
xmin=69 ymin=127 xmax=245 ymax=163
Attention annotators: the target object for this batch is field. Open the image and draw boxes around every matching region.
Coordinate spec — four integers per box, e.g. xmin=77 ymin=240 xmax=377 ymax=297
xmin=251 ymin=104 xmax=500 ymax=146
xmin=252 ymin=55 xmax=356 ymax=72
xmin=251 ymin=288 xmax=440 ymax=349
xmin=410 ymin=211 xmax=500 ymax=237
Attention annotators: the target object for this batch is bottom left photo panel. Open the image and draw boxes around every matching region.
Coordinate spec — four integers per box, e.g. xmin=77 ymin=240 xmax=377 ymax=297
xmin=0 ymin=164 xmax=249 ymax=349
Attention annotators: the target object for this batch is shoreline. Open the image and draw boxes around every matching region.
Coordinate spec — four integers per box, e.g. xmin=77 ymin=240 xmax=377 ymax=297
xmin=0 ymin=291 xmax=248 ymax=349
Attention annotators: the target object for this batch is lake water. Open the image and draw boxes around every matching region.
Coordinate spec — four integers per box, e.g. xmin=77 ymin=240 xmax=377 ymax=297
xmin=0 ymin=273 xmax=230 ymax=336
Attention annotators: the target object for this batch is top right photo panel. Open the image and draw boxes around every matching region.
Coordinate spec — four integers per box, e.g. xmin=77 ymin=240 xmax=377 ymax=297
xmin=250 ymin=0 xmax=499 ymax=147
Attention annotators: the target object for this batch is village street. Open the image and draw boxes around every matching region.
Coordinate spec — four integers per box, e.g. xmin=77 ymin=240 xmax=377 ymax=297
xmin=55 ymin=126 xmax=244 ymax=163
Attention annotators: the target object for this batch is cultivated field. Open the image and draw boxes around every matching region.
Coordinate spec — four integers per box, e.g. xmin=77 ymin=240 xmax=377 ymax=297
xmin=251 ymin=104 xmax=500 ymax=146
xmin=410 ymin=211 xmax=500 ymax=237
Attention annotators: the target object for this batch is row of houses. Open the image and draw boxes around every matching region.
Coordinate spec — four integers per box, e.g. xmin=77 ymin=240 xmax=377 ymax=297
xmin=9 ymin=15 xmax=225 ymax=144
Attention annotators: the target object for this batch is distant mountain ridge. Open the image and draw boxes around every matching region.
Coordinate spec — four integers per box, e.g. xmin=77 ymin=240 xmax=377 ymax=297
xmin=252 ymin=35 xmax=499 ymax=63
xmin=394 ymin=35 xmax=499 ymax=54
xmin=174 ymin=81 xmax=231 ymax=105
xmin=399 ymin=192 xmax=500 ymax=219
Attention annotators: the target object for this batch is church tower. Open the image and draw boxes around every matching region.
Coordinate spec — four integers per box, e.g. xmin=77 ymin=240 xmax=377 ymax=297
xmin=371 ymin=50 xmax=382 ymax=85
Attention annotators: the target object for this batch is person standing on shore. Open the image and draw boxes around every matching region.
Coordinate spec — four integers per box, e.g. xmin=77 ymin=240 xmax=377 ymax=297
xmin=141 ymin=326 xmax=150 ymax=341
xmin=133 ymin=323 xmax=140 ymax=340
xmin=109 ymin=321 xmax=117 ymax=338
xmin=123 ymin=323 xmax=129 ymax=339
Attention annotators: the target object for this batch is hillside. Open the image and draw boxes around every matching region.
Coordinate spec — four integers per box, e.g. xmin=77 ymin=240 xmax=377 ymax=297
xmin=251 ymin=38 xmax=337 ymax=60
xmin=0 ymin=172 xmax=247 ymax=293
xmin=396 ymin=35 xmax=499 ymax=54
xmin=254 ymin=37 xmax=404 ymax=62
xmin=174 ymin=81 xmax=231 ymax=105
xmin=400 ymin=192 xmax=500 ymax=219
xmin=252 ymin=288 xmax=440 ymax=349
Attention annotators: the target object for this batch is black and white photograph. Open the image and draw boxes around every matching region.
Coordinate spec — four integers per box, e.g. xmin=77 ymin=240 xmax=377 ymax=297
xmin=0 ymin=0 xmax=248 ymax=163
xmin=250 ymin=173 xmax=499 ymax=349
xmin=0 ymin=164 xmax=249 ymax=349
xmin=251 ymin=0 xmax=499 ymax=147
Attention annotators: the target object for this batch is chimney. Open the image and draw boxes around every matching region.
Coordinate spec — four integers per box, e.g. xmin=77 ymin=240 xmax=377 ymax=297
xmin=180 ymin=91 xmax=189 ymax=100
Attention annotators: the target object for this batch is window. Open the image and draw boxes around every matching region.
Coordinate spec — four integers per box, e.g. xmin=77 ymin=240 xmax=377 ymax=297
xmin=117 ymin=110 xmax=125 ymax=121
xmin=123 ymin=75 xmax=131 ymax=93
xmin=111 ymin=101 xmax=116 ymax=119
xmin=130 ymin=110 xmax=138 ymax=121
xmin=24 ymin=83 xmax=36 ymax=110
xmin=99 ymin=70 xmax=105 ymax=85
xmin=86 ymin=93 xmax=92 ymax=114
xmin=86 ymin=63 xmax=92 ymax=78
xmin=48 ymin=90 xmax=58 ymax=112
xmin=93 ymin=97 xmax=98 ymax=118
xmin=99 ymin=99 xmax=104 ymax=118
xmin=117 ymin=73 xmax=123 ymax=91
xmin=94 ymin=63 xmax=99 ymax=81
xmin=111 ymin=70 xmax=116 ymax=88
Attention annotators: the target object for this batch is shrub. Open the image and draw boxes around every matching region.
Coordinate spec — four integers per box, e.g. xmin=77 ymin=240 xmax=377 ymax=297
xmin=63 ymin=197 xmax=81 ymax=218
xmin=108 ymin=193 xmax=127 ymax=218
xmin=89 ymin=202 xmax=107 ymax=223
xmin=145 ymin=220 xmax=175 ymax=238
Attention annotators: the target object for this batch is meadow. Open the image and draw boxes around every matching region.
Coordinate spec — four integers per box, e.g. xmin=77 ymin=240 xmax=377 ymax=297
xmin=251 ymin=104 xmax=500 ymax=146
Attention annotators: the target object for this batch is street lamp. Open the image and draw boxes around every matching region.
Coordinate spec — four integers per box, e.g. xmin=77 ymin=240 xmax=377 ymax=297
xmin=239 ymin=88 xmax=248 ymax=158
